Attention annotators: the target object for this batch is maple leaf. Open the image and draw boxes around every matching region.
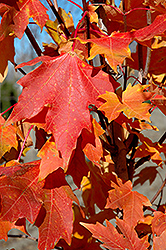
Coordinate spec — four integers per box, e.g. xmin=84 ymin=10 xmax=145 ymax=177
xmin=0 ymin=115 xmax=17 ymax=158
xmin=0 ymin=0 xmax=48 ymax=41
xmin=37 ymin=137 xmax=63 ymax=181
xmin=0 ymin=160 xmax=44 ymax=223
xmin=0 ymin=218 xmax=28 ymax=241
xmin=78 ymin=32 xmax=132 ymax=72
xmin=83 ymin=119 xmax=104 ymax=168
xmin=152 ymin=211 xmax=166 ymax=236
xmin=105 ymin=176 xmax=151 ymax=228
xmin=153 ymin=229 xmax=166 ymax=250
xmin=81 ymin=218 xmax=149 ymax=250
xmin=127 ymin=43 xmax=166 ymax=75
xmin=98 ymin=83 xmax=153 ymax=123
xmin=133 ymin=166 xmax=158 ymax=186
xmin=87 ymin=5 xmax=99 ymax=23
xmin=132 ymin=13 xmax=166 ymax=46
xmin=36 ymin=185 xmax=78 ymax=250
xmin=0 ymin=35 xmax=15 ymax=80
xmin=134 ymin=133 xmax=166 ymax=166
xmin=101 ymin=5 xmax=159 ymax=34
xmin=7 ymin=52 xmax=116 ymax=166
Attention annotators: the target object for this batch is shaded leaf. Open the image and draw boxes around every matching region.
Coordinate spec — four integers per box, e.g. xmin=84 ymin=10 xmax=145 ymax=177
xmin=0 ymin=35 xmax=14 ymax=80
xmin=133 ymin=166 xmax=159 ymax=186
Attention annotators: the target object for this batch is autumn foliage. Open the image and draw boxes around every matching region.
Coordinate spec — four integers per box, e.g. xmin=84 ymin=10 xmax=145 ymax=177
xmin=1 ymin=0 xmax=166 ymax=249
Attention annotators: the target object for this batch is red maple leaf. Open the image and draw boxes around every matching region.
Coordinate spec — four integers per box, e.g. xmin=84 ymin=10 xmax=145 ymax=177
xmin=0 ymin=160 xmax=44 ymax=223
xmin=7 ymin=52 xmax=117 ymax=166
xmin=36 ymin=185 xmax=79 ymax=250
xmin=0 ymin=0 xmax=48 ymax=41
xmin=0 ymin=218 xmax=28 ymax=241
xmin=105 ymin=176 xmax=151 ymax=228
xmin=81 ymin=218 xmax=149 ymax=250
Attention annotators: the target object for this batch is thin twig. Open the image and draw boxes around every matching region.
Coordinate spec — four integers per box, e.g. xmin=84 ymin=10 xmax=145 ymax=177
xmin=150 ymin=178 xmax=166 ymax=204
xmin=12 ymin=62 xmax=26 ymax=75
xmin=25 ymin=26 xmax=42 ymax=56
xmin=82 ymin=0 xmax=92 ymax=63
xmin=17 ymin=125 xmax=34 ymax=162
xmin=7 ymin=234 xmax=63 ymax=249
xmin=143 ymin=9 xmax=151 ymax=82
xmin=46 ymin=0 xmax=70 ymax=39
xmin=7 ymin=234 xmax=38 ymax=241
xmin=53 ymin=0 xmax=58 ymax=11
xmin=158 ymin=131 xmax=166 ymax=145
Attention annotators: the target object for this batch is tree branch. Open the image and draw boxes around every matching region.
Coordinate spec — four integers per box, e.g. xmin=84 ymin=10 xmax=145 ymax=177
xmin=25 ymin=26 xmax=42 ymax=56
xmin=150 ymin=178 xmax=166 ymax=204
xmin=46 ymin=0 xmax=70 ymax=39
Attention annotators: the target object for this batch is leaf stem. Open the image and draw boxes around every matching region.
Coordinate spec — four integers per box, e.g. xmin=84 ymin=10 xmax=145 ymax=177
xmin=67 ymin=0 xmax=83 ymax=11
xmin=82 ymin=0 xmax=91 ymax=60
xmin=143 ymin=9 xmax=151 ymax=83
xmin=46 ymin=0 xmax=70 ymax=39
xmin=12 ymin=62 xmax=27 ymax=75
xmin=1 ymin=104 xmax=17 ymax=116
xmin=72 ymin=11 xmax=87 ymax=51
xmin=17 ymin=125 xmax=34 ymax=162
xmin=25 ymin=26 xmax=42 ymax=56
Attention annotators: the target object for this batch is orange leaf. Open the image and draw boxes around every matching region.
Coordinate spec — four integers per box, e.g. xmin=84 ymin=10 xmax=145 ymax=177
xmin=0 ymin=115 xmax=17 ymax=158
xmin=37 ymin=137 xmax=63 ymax=180
xmin=99 ymin=83 xmax=153 ymax=122
xmin=78 ymin=32 xmax=132 ymax=72
xmin=0 ymin=218 xmax=28 ymax=241
xmin=105 ymin=176 xmax=151 ymax=228
xmin=81 ymin=218 xmax=149 ymax=250
xmin=152 ymin=211 xmax=166 ymax=236
xmin=153 ymin=229 xmax=166 ymax=250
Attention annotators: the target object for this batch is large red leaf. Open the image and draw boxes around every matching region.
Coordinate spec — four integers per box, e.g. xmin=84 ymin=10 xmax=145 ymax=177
xmin=0 ymin=0 xmax=48 ymax=41
xmin=81 ymin=218 xmax=149 ymax=250
xmin=7 ymin=52 xmax=117 ymax=166
xmin=0 ymin=160 xmax=44 ymax=223
xmin=105 ymin=176 xmax=151 ymax=228
xmin=37 ymin=186 xmax=78 ymax=250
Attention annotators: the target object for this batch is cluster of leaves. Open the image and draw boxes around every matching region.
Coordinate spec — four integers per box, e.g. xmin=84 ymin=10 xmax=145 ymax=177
xmin=0 ymin=0 xmax=166 ymax=249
